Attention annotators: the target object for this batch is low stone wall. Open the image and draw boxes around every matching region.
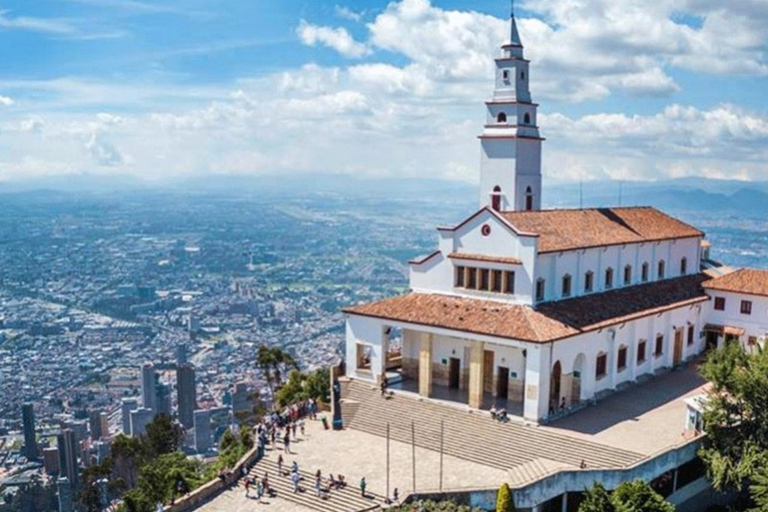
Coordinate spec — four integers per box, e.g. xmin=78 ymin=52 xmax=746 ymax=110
xmin=164 ymin=444 xmax=265 ymax=512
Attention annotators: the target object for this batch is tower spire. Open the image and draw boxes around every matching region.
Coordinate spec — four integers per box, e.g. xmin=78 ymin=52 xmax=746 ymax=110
xmin=509 ymin=0 xmax=522 ymax=47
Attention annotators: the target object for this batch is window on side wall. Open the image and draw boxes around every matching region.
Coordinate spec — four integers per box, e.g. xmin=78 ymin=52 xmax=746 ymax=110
xmin=655 ymin=335 xmax=664 ymax=357
xmin=562 ymin=274 xmax=572 ymax=298
xmin=741 ymin=300 xmax=752 ymax=315
xmin=658 ymin=260 xmax=666 ymax=279
xmin=584 ymin=271 xmax=593 ymax=293
xmin=455 ymin=266 xmax=466 ymax=288
xmin=596 ymin=353 xmax=607 ymax=379
xmin=680 ymin=257 xmax=688 ymax=276
xmin=617 ymin=346 xmax=628 ymax=371
xmin=641 ymin=262 xmax=649 ymax=282
xmin=605 ymin=268 xmax=614 ymax=289
xmin=714 ymin=297 xmax=725 ymax=311
xmin=491 ymin=270 xmax=503 ymax=293
xmin=637 ymin=340 xmax=647 ymax=364
xmin=623 ymin=265 xmax=632 ymax=286
xmin=504 ymin=271 xmax=515 ymax=295
xmin=535 ymin=278 xmax=545 ymax=302
xmin=687 ymin=325 xmax=695 ymax=346
xmin=467 ymin=267 xmax=477 ymax=289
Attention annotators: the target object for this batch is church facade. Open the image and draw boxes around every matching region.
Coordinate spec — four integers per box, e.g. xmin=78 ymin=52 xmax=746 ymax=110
xmin=342 ymin=7 xmax=765 ymax=424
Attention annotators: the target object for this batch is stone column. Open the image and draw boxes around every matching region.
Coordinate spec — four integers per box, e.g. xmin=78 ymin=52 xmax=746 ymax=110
xmin=418 ymin=333 xmax=433 ymax=398
xmin=468 ymin=340 xmax=485 ymax=409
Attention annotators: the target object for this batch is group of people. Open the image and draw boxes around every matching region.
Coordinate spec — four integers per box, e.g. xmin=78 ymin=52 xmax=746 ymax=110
xmin=489 ymin=404 xmax=509 ymax=422
xmin=253 ymin=398 xmax=319 ymax=455
xmin=243 ymin=470 xmax=273 ymax=502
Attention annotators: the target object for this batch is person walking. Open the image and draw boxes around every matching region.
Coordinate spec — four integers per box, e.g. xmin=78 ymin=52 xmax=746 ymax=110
xmin=283 ymin=429 xmax=291 ymax=454
xmin=277 ymin=454 xmax=284 ymax=476
xmin=314 ymin=472 xmax=322 ymax=497
xmin=291 ymin=471 xmax=300 ymax=494
xmin=255 ymin=480 xmax=263 ymax=502
xmin=300 ymin=419 xmax=306 ymax=437
xmin=360 ymin=477 xmax=367 ymax=498
xmin=244 ymin=479 xmax=250 ymax=497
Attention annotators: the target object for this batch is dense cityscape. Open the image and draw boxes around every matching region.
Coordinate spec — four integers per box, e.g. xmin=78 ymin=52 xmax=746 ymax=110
xmin=1 ymin=178 xmax=767 ymax=510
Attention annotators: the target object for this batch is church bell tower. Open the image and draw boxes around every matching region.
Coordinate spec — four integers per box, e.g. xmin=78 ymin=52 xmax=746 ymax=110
xmin=479 ymin=2 xmax=543 ymax=212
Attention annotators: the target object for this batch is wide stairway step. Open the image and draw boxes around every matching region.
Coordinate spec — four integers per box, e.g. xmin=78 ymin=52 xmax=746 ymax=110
xmin=339 ymin=379 xmax=645 ymax=482
xmin=245 ymin=454 xmax=382 ymax=512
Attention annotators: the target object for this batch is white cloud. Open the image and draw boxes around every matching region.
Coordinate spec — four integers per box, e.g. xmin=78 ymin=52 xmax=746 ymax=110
xmin=335 ymin=5 xmax=363 ymax=22
xmin=0 ymin=95 xmax=13 ymax=106
xmin=85 ymin=132 xmax=124 ymax=167
xmin=297 ymin=20 xmax=369 ymax=58
xmin=0 ymin=10 xmax=75 ymax=34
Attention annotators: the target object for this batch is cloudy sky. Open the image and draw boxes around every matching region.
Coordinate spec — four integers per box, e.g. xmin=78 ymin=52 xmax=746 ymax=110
xmin=0 ymin=0 xmax=767 ymax=184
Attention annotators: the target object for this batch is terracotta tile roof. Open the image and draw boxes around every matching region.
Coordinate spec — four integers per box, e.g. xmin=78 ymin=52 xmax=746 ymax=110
xmin=702 ymin=268 xmax=768 ymax=298
xmin=448 ymin=253 xmax=522 ymax=265
xmin=499 ymin=207 xmax=703 ymax=253
xmin=344 ymin=274 xmax=710 ymax=343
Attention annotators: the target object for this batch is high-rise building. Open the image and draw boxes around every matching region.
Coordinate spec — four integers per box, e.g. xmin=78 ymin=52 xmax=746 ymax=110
xmin=88 ymin=409 xmax=103 ymax=441
xmin=140 ymin=363 xmax=157 ymax=414
xmin=156 ymin=381 xmax=172 ymax=417
xmin=66 ymin=419 xmax=88 ymax=446
xmin=193 ymin=409 xmax=211 ymax=454
xmin=21 ymin=402 xmax=38 ymax=461
xmin=57 ymin=429 xmax=78 ymax=488
xmin=99 ymin=412 xmax=110 ymax=439
xmin=130 ymin=408 xmax=154 ymax=437
xmin=121 ymin=398 xmax=139 ymax=434
xmin=57 ymin=477 xmax=74 ymax=512
xmin=43 ymin=447 xmax=60 ymax=475
xmin=177 ymin=343 xmax=188 ymax=365
xmin=177 ymin=364 xmax=197 ymax=429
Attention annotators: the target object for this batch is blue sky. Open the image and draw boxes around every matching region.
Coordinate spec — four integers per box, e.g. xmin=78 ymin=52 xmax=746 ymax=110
xmin=0 ymin=0 xmax=767 ymax=183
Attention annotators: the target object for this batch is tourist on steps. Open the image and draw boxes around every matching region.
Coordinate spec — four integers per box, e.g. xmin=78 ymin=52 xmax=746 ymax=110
xmin=314 ymin=471 xmax=322 ymax=497
xmin=291 ymin=471 xmax=300 ymax=493
xmin=283 ymin=429 xmax=291 ymax=453
xmin=360 ymin=477 xmax=367 ymax=498
xmin=277 ymin=454 xmax=283 ymax=476
xmin=380 ymin=377 xmax=388 ymax=397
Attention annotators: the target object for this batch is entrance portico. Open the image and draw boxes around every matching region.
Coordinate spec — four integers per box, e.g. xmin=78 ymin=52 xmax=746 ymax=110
xmin=345 ymin=314 xmax=550 ymax=422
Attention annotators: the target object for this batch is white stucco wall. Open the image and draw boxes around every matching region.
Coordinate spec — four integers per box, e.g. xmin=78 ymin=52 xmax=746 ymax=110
xmin=705 ymin=290 xmax=768 ymax=350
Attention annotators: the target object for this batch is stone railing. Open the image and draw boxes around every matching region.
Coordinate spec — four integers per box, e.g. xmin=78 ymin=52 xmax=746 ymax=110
xmin=164 ymin=444 xmax=264 ymax=512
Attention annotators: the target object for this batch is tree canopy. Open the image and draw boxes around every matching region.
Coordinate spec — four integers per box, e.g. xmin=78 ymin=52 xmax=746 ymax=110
xmin=274 ymin=367 xmax=331 ymax=408
xmin=578 ymin=480 xmax=673 ymax=512
xmin=699 ymin=341 xmax=768 ymax=509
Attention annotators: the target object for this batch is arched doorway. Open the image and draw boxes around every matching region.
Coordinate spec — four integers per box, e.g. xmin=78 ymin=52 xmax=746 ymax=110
xmin=550 ymin=361 xmax=562 ymax=413
xmin=572 ymin=353 xmax=586 ymax=403
xmin=491 ymin=185 xmax=502 ymax=211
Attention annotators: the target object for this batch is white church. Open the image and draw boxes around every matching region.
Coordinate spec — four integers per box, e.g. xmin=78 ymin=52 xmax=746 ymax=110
xmin=342 ymin=5 xmax=768 ymax=424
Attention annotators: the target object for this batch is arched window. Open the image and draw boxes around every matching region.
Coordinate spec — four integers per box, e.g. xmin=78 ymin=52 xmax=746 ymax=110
xmin=497 ymin=112 xmax=507 ymax=124
xmin=605 ymin=267 xmax=614 ymax=289
xmin=680 ymin=257 xmax=688 ymax=275
xmin=525 ymin=186 xmax=534 ymax=211
xmin=524 ymin=113 xmax=531 ymax=125
xmin=491 ymin=185 xmax=501 ymax=212
xmin=658 ymin=260 xmax=666 ymax=279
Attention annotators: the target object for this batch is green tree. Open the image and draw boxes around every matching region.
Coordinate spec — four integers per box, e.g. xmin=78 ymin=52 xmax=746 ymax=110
xmin=698 ymin=340 xmax=768 ymax=508
xmin=257 ymin=345 xmax=298 ymax=406
xmin=612 ymin=480 xmax=674 ymax=512
xmin=275 ymin=367 xmax=331 ymax=408
xmin=496 ymin=483 xmax=515 ymax=512
xmin=579 ymin=482 xmax=615 ymax=512
xmin=145 ymin=413 xmax=184 ymax=458
xmin=111 ymin=434 xmax=148 ymax=489
xmin=0 ymin=475 xmax=57 ymax=512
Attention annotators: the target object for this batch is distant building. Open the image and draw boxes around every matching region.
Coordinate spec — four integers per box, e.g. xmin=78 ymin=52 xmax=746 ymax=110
xmin=176 ymin=364 xmax=197 ymax=429
xmin=88 ymin=409 xmax=103 ymax=441
xmin=57 ymin=429 xmax=78 ymax=488
xmin=177 ymin=343 xmax=188 ymax=365
xmin=121 ymin=398 xmax=139 ymax=435
xmin=193 ymin=409 xmax=211 ymax=454
xmin=140 ymin=363 xmax=157 ymax=414
xmin=99 ymin=412 xmax=110 ymax=439
xmin=43 ymin=447 xmax=59 ymax=475
xmin=129 ymin=408 xmax=153 ymax=437
xmin=57 ymin=477 xmax=74 ymax=512
xmin=21 ymin=402 xmax=38 ymax=461
xmin=66 ymin=420 xmax=88 ymax=446
xmin=156 ymin=381 xmax=172 ymax=417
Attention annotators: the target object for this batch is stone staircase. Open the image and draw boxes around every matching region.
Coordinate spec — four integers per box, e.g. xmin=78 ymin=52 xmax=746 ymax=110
xmin=340 ymin=379 xmax=645 ymax=479
xmin=244 ymin=455 xmax=382 ymax=512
